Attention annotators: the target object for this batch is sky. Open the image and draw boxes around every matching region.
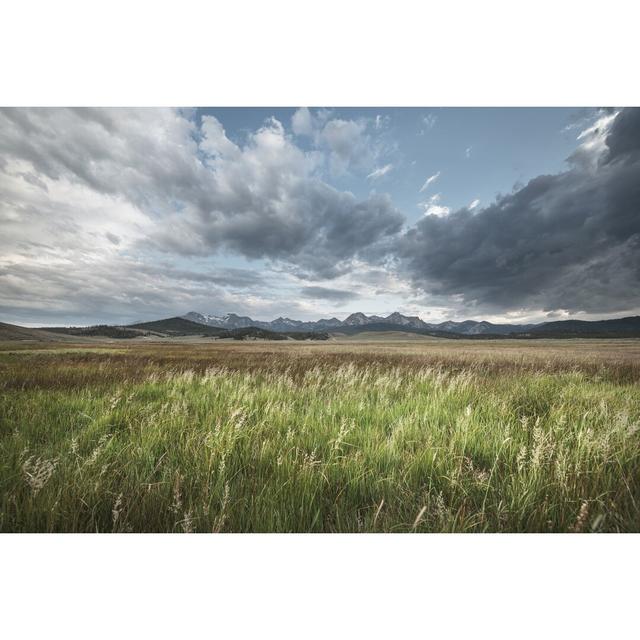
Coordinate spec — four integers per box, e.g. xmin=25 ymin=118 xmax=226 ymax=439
xmin=1 ymin=106 xmax=639 ymax=326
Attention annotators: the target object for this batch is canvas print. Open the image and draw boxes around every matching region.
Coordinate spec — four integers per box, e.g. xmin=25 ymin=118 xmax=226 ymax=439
xmin=1 ymin=107 xmax=639 ymax=533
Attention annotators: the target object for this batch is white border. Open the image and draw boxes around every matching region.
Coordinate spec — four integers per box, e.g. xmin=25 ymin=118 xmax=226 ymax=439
xmin=1 ymin=534 xmax=638 ymax=638
xmin=1 ymin=0 xmax=639 ymax=106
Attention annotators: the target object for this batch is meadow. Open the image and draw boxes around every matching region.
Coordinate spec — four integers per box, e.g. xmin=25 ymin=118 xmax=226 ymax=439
xmin=1 ymin=338 xmax=639 ymax=532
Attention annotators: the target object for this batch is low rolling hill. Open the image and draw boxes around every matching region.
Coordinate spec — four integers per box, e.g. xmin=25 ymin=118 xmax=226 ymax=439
xmin=330 ymin=322 xmax=468 ymax=339
xmin=47 ymin=325 xmax=143 ymax=339
xmin=126 ymin=318 xmax=331 ymax=340
xmin=126 ymin=317 xmax=226 ymax=336
xmin=218 ymin=327 xmax=329 ymax=341
xmin=0 ymin=322 xmax=114 ymax=343
xmin=331 ymin=330 xmax=446 ymax=342
xmin=523 ymin=316 xmax=640 ymax=338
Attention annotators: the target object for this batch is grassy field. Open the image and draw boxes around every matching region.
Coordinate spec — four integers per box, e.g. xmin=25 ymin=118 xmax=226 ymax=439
xmin=1 ymin=338 xmax=639 ymax=532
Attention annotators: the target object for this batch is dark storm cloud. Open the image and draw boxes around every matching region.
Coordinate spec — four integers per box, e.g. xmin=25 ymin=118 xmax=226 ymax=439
xmin=149 ymin=116 xmax=404 ymax=278
xmin=300 ymin=286 xmax=359 ymax=302
xmin=605 ymin=107 xmax=640 ymax=160
xmin=171 ymin=186 xmax=404 ymax=280
xmin=396 ymin=108 xmax=640 ymax=314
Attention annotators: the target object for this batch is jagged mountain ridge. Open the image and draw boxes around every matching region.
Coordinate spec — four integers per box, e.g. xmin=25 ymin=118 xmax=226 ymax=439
xmin=184 ymin=311 xmax=347 ymax=333
xmin=183 ymin=311 xmax=539 ymax=335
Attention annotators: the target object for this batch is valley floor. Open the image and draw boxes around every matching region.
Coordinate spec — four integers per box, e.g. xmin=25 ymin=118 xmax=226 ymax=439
xmin=1 ymin=339 xmax=639 ymax=532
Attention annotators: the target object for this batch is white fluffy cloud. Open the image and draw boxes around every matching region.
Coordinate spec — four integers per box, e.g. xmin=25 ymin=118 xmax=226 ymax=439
xmin=291 ymin=107 xmax=314 ymax=137
xmin=420 ymin=193 xmax=450 ymax=218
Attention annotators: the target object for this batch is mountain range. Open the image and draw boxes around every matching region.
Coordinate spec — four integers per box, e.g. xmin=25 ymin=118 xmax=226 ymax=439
xmin=182 ymin=311 xmax=640 ymax=337
xmin=183 ymin=311 xmax=542 ymax=335
xmin=2 ymin=311 xmax=640 ymax=343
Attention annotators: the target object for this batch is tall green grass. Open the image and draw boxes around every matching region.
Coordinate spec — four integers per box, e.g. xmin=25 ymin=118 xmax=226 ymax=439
xmin=1 ymin=359 xmax=639 ymax=532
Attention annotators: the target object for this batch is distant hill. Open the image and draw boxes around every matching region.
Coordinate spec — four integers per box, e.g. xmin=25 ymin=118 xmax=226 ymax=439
xmin=125 ymin=318 xmax=331 ymax=340
xmin=0 ymin=322 xmax=67 ymax=342
xmin=523 ymin=316 xmax=640 ymax=338
xmin=0 ymin=322 xmax=116 ymax=342
xmin=331 ymin=323 xmax=456 ymax=338
xmin=47 ymin=325 xmax=142 ymax=339
xmin=332 ymin=330 xmax=447 ymax=342
xmin=218 ymin=327 xmax=287 ymax=340
xmin=127 ymin=317 xmax=225 ymax=336
xmin=218 ymin=327 xmax=330 ymax=341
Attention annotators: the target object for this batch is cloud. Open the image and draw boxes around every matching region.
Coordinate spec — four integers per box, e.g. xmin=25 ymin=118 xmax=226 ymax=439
xmin=153 ymin=116 xmax=403 ymax=278
xmin=200 ymin=116 xmax=241 ymax=159
xmin=319 ymin=118 xmax=373 ymax=174
xmin=299 ymin=286 xmax=359 ymax=303
xmin=397 ymin=108 xmax=640 ymax=314
xmin=419 ymin=113 xmax=437 ymax=135
xmin=1 ymin=110 xmax=403 ymax=280
xmin=0 ymin=259 xmax=315 ymax=326
xmin=603 ymin=108 xmax=640 ymax=160
xmin=367 ymin=164 xmax=393 ymax=180
xmin=374 ymin=114 xmax=390 ymax=130
xmin=0 ymin=108 xmax=404 ymax=323
xmin=0 ymin=253 xmax=263 ymax=326
xmin=568 ymin=111 xmax=618 ymax=170
xmin=291 ymin=107 xmax=314 ymax=137
xmin=468 ymin=199 xmax=480 ymax=210
xmin=419 ymin=171 xmax=440 ymax=192
xmin=0 ymin=107 xmax=211 ymax=227
xmin=420 ymin=193 xmax=450 ymax=218
xmin=293 ymin=109 xmax=389 ymax=177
